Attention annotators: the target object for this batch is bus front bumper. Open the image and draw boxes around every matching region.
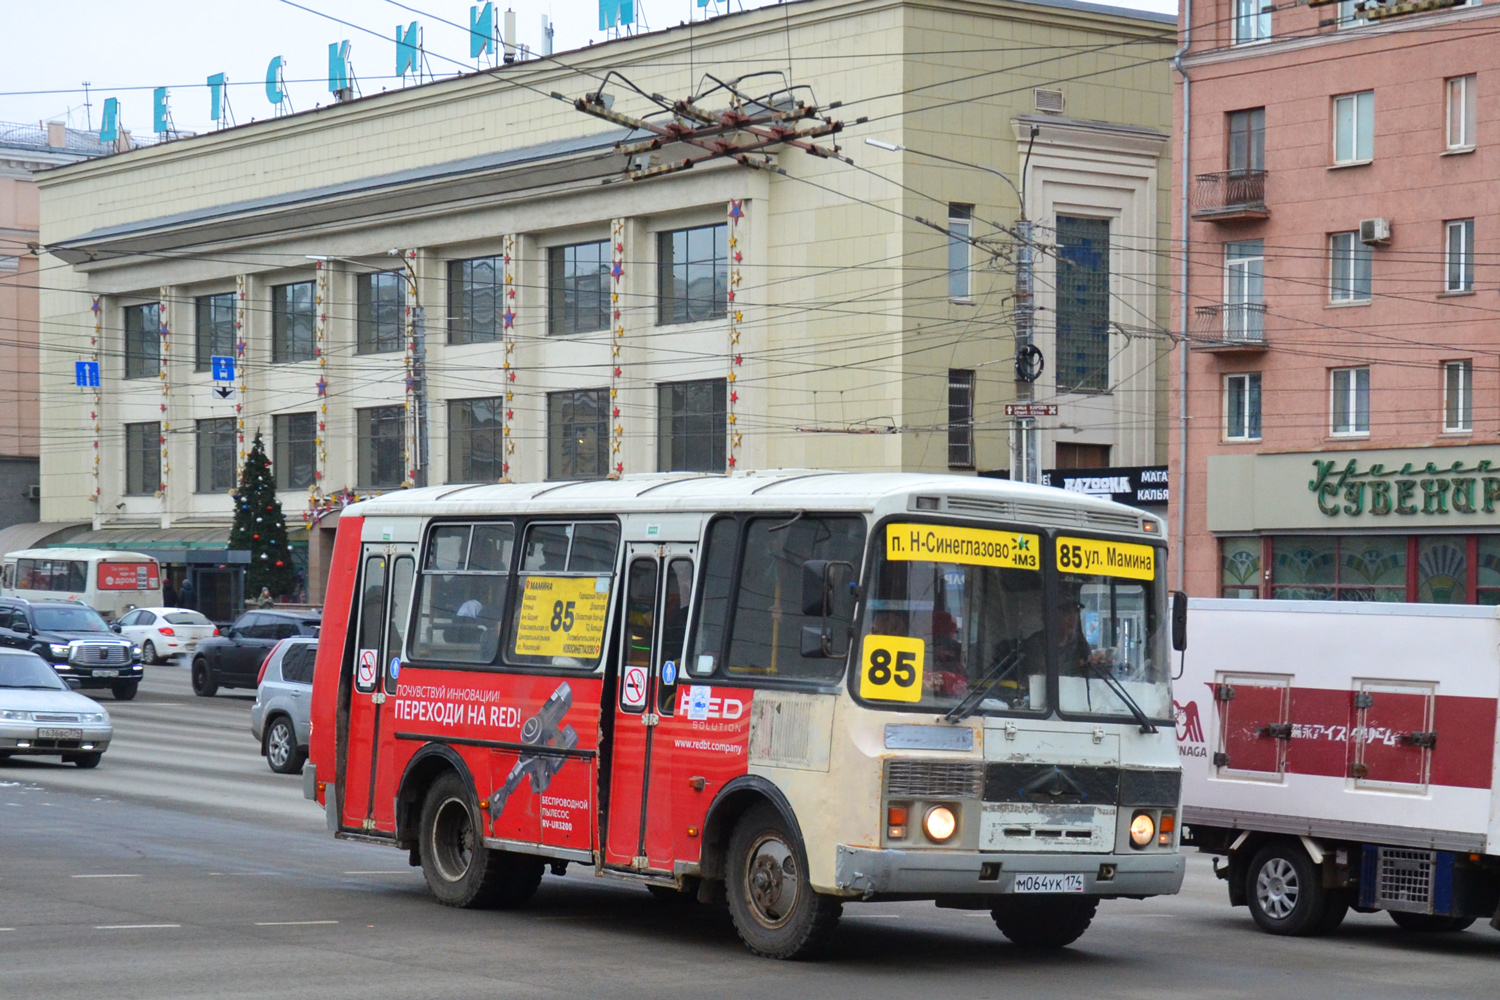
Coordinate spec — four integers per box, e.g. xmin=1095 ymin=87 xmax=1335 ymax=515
xmin=834 ymin=845 xmax=1185 ymax=899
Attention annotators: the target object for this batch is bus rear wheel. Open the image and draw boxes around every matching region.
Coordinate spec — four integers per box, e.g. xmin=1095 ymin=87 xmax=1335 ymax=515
xmin=725 ymin=803 xmax=841 ymax=959
xmin=991 ymin=896 xmax=1097 ymax=949
xmin=418 ymin=772 xmax=542 ymax=909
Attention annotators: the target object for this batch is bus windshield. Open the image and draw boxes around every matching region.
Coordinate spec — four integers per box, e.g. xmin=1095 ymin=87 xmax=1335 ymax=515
xmin=857 ymin=522 xmax=1048 ymax=715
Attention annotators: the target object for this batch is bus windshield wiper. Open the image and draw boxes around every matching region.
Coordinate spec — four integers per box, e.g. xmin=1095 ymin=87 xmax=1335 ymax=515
xmin=944 ymin=647 xmax=1023 ymax=724
xmin=1083 ymin=659 xmax=1158 ymax=734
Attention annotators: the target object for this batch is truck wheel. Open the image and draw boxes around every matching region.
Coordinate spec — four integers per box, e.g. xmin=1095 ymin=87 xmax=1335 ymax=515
xmin=1388 ymin=911 xmax=1475 ymax=933
xmin=191 ymin=659 xmax=217 ymax=697
xmin=111 ymin=681 xmax=138 ymax=701
xmin=1246 ymin=842 xmax=1333 ymax=936
xmin=991 ymin=896 xmax=1098 ymax=949
xmin=418 ymin=771 xmax=540 ymax=909
xmin=725 ymin=803 xmax=842 ymax=959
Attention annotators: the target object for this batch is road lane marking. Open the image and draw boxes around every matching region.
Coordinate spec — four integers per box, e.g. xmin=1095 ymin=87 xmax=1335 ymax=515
xmin=96 ymin=924 xmax=180 ymax=930
xmin=72 ymin=874 xmax=142 ymax=879
xmin=342 ymin=870 xmax=412 ymax=875
xmin=844 ymin=914 xmax=901 ymax=919
xmin=254 ymin=920 xmax=339 ymax=926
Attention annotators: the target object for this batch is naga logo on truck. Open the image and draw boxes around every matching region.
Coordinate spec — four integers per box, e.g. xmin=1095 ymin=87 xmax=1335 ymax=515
xmin=1175 ymin=699 xmax=1206 ymax=757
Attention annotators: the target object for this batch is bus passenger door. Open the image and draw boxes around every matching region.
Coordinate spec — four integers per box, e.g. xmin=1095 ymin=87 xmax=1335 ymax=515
xmin=603 ymin=544 xmax=694 ymax=872
xmin=340 ymin=543 xmax=417 ymax=833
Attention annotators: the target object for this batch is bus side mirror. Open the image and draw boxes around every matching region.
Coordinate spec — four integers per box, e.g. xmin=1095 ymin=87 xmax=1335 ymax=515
xmin=801 ymin=560 xmax=833 ymax=617
xmin=1171 ymin=591 xmax=1188 ymax=652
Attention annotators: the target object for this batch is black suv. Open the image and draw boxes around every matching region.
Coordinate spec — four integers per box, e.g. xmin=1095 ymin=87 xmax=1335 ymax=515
xmin=191 ymin=610 xmax=320 ymax=697
xmin=0 ymin=598 xmax=143 ymax=700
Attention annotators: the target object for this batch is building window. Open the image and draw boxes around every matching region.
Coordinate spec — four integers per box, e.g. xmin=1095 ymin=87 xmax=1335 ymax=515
xmin=1221 ymin=538 xmax=1262 ymax=598
xmin=357 ymin=271 xmax=404 ymax=355
xmin=1224 ymin=240 xmax=1265 ymax=341
xmin=448 ymin=397 xmax=505 ymax=483
xmin=1447 ymin=75 xmax=1477 ymax=150
xmin=1225 ymin=373 xmax=1262 ymax=441
xmin=657 ymin=224 xmax=727 ymax=325
xmin=448 ymin=256 xmax=503 ymax=345
xmin=273 ymin=412 xmax=317 ymax=491
xmin=1417 ymin=536 xmax=1468 ymax=604
xmin=548 ymin=241 xmax=610 ymax=335
xmin=547 ymin=389 xmax=610 ymax=480
xmin=1271 ymin=535 xmax=1404 ymax=601
xmin=1055 ymin=216 xmax=1111 ymax=393
xmin=123 ymin=303 xmax=160 ymax=380
xmin=1445 ymin=219 xmax=1475 ymax=293
xmin=195 ymin=293 xmax=235 ymax=372
xmin=1227 ymin=108 xmax=1265 ymax=172
xmin=1329 ymin=232 xmax=1372 ymax=303
xmin=1332 ymin=91 xmax=1374 ymax=164
xmin=195 ymin=417 xmax=237 ymax=493
xmin=1054 ymin=442 xmax=1110 ymax=469
xmin=1330 ymin=366 xmax=1370 ymax=435
xmin=948 ymin=203 xmax=973 ymax=300
xmin=657 ymin=379 xmax=726 ymax=473
xmin=124 ymin=422 xmax=161 ymax=496
xmin=1478 ymin=537 xmax=1500 ymax=605
xmin=1232 ymin=0 xmax=1270 ymax=44
xmin=357 ymin=406 xmax=406 ymax=488
xmin=1444 ymin=360 xmax=1472 ymax=432
xmin=947 ymin=369 xmax=975 ymax=468
xmin=271 ymin=281 xmax=315 ymax=363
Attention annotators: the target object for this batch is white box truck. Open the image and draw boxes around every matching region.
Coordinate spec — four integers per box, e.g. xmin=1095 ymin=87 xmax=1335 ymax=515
xmin=1178 ymin=599 xmax=1500 ymax=936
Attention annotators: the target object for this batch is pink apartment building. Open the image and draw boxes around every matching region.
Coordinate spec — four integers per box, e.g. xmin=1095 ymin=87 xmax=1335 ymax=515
xmin=1172 ymin=0 xmax=1500 ymax=604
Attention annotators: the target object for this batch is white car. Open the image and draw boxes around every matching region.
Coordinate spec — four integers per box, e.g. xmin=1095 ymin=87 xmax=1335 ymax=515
xmin=0 ymin=648 xmax=112 ymax=767
xmin=113 ymin=607 xmax=218 ymax=664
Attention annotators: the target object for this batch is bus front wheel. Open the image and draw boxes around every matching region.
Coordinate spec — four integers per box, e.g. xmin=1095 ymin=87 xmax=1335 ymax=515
xmin=725 ymin=803 xmax=841 ymax=959
xmin=991 ymin=896 xmax=1097 ymax=949
xmin=418 ymin=771 xmax=541 ymax=909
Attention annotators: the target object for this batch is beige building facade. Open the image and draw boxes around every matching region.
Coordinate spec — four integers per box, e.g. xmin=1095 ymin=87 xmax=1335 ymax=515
xmin=35 ymin=0 xmax=1173 ymax=601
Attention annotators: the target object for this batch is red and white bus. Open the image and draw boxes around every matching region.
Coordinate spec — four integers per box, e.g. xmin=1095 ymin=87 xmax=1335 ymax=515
xmin=305 ymin=471 xmax=1185 ymax=958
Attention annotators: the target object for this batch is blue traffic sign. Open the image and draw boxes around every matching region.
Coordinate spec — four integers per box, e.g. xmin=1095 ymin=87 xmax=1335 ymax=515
xmin=74 ymin=361 xmax=100 ymax=387
xmin=210 ymin=356 xmax=235 ymax=382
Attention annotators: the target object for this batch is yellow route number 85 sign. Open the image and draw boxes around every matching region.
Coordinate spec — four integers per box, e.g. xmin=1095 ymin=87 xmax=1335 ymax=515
xmin=859 ymin=634 xmax=926 ymax=703
xmin=1055 ymin=535 xmax=1156 ymax=581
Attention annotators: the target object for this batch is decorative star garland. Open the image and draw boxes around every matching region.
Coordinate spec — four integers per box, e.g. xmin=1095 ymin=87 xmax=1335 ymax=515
xmin=403 ymin=249 xmax=418 ymax=486
xmin=235 ymin=274 xmax=248 ymax=463
xmin=158 ymin=286 xmax=170 ymax=497
xmin=610 ymin=219 xmax=626 ymax=477
xmin=313 ymin=260 xmax=329 ymax=499
xmin=502 ymin=234 xmax=518 ymax=479
xmin=727 ymin=200 xmax=745 ymax=470
xmin=90 ymin=296 xmax=101 ymax=503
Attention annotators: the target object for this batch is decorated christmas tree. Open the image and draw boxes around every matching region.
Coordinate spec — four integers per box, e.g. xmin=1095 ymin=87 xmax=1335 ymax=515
xmin=230 ymin=430 xmax=297 ymax=598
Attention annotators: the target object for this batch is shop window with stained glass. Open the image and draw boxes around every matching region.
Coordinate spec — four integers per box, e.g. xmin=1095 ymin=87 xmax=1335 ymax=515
xmin=1221 ymin=538 xmax=1261 ymax=598
xmin=1417 ymin=536 xmax=1467 ymax=604
xmin=1477 ymin=537 xmax=1500 ymax=605
xmin=1271 ymin=535 xmax=1404 ymax=601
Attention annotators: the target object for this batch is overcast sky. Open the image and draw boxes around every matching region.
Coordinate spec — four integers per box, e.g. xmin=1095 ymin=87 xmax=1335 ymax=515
xmin=4 ymin=0 xmax=1177 ymax=137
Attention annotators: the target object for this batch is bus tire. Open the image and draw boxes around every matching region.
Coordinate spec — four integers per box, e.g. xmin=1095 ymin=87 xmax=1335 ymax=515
xmin=1246 ymin=841 xmax=1332 ymax=936
xmin=111 ymin=681 xmax=138 ymax=701
xmin=991 ymin=896 xmax=1097 ymax=949
xmin=418 ymin=771 xmax=541 ymax=909
xmin=725 ymin=802 xmax=841 ymax=959
xmin=1388 ymin=911 xmax=1475 ymax=933
xmin=191 ymin=659 xmax=217 ymax=697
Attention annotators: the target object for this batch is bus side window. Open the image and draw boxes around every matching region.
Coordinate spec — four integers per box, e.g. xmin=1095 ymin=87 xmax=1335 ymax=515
xmin=410 ymin=522 xmax=514 ymax=665
xmin=384 ymin=556 xmax=415 ymax=693
xmin=1 ymin=563 xmax=11 ymax=589
xmin=723 ymin=515 xmax=865 ymax=683
xmin=67 ymin=561 xmax=87 ymax=593
xmin=658 ymin=557 xmax=693 ymax=713
xmin=687 ymin=518 xmax=737 ymax=677
xmin=359 ymin=556 xmax=387 ymax=652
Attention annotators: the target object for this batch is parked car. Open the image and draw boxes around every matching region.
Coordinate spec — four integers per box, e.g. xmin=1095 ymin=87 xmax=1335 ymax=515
xmin=191 ymin=610 xmax=320 ymax=697
xmin=112 ymin=607 xmax=218 ymax=664
xmin=0 ymin=647 xmax=113 ymax=767
xmin=0 ymin=597 xmax=142 ymax=700
xmin=250 ymin=638 xmax=316 ymax=774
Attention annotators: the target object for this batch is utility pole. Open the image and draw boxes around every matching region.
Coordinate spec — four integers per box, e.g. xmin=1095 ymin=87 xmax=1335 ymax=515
xmin=1011 ymin=125 xmax=1042 ymax=484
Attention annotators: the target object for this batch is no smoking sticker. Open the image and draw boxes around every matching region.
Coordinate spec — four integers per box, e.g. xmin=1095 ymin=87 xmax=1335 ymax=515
xmin=357 ymin=649 xmax=377 ymax=691
xmin=622 ymin=665 xmax=648 ymax=709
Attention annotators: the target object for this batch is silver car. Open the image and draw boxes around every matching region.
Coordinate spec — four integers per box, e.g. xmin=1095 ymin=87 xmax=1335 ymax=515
xmin=0 ymin=648 xmax=112 ymax=767
xmin=250 ymin=637 xmax=315 ymax=774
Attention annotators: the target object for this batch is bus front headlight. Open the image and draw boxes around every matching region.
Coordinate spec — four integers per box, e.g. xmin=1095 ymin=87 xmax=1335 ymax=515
xmin=923 ymin=805 xmax=957 ymax=843
xmin=1129 ymin=812 xmax=1155 ymax=849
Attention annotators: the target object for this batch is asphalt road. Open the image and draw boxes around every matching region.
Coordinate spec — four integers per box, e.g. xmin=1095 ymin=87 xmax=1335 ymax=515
xmin=2 ymin=666 xmax=1496 ymax=1000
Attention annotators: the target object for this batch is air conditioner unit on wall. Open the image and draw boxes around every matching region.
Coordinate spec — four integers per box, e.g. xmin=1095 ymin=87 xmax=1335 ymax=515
xmin=25 ymin=485 xmax=40 ymax=500
xmin=1033 ymin=88 xmax=1064 ymax=114
xmin=1360 ymin=218 xmax=1392 ymax=245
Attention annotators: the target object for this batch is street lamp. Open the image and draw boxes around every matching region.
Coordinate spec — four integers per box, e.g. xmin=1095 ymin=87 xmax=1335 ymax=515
xmin=864 ymin=135 xmax=1041 ymax=484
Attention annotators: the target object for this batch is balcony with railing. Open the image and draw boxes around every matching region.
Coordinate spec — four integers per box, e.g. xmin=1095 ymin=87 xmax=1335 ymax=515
xmin=1190 ymin=170 xmax=1268 ymax=222
xmin=1191 ymin=302 xmax=1268 ymax=351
